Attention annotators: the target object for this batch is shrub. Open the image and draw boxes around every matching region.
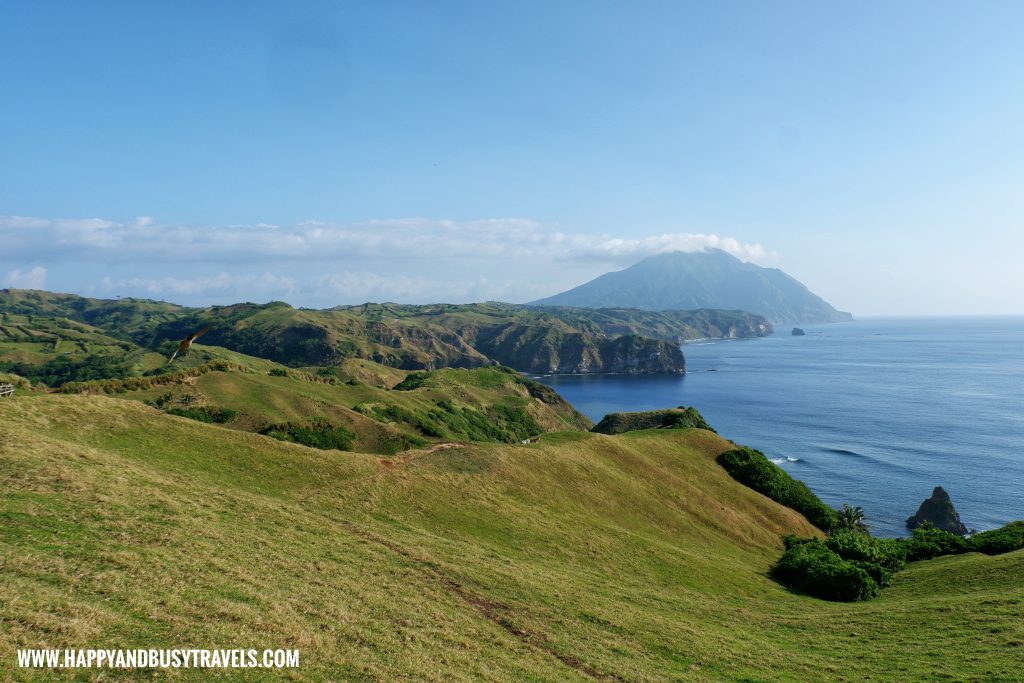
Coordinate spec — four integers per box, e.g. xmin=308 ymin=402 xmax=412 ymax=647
xmin=771 ymin=540 xmax=879 ymax=602
xmin=717 ymin=447 xmax=839 ymax=532
xmin=393 ymin=372 xmax=430 ymax=391
xmin=147 ymin=392 xmax=173 ymax=409
xmin=486 ymin=403 xmax=542 ymax=442
xmin=356 ymin=400 xmax=542 ymax=444
xmin=826 ymin=531 xmax=907 ymax=571
xmin=260 ymin=420 xmax=355 ymax=451
xmin=268 ymin=367 xmax=289 ymax=377
xmin=166 ymin=406 xmax=237 ymax=424
xmin=969 ymin=521 xmax=1024 ymax=555
xmin=904 ymin=523 xmax=971 ymax=561
xmin=826 ymin=532 xmax=907 ymax=587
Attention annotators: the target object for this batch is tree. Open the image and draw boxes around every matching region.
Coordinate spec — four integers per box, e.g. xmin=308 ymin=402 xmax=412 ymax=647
xmin=836 ymin=503 xmax=869 ymax=534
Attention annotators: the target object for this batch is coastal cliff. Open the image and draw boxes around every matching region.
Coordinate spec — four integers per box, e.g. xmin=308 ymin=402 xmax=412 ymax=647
xmin=1 ymin=292 xmax=772 ymax=377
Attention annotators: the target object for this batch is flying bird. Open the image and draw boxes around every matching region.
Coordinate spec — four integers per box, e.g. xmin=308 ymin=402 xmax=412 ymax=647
xmin=167 ymin=326 xmax=211 ymax=364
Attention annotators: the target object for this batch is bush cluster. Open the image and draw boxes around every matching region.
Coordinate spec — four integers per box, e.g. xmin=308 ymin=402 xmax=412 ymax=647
xmin=774 ymin=532 xmax=907 ymax=601
xmin=717 ymin=447 xmax=839 ymax=532
xmin=906 ymin=521 xmax=1024 ymax=560
xmin=904 ymin=524 xmax=971 ymax=561
xmin=260 ymin=420 xmax=355 ymax=451
xmin=2 ymin=354 xmax=132 ymax=387
xmin=772 ymin=538 xmax=878 ymax=602
xmin=824 ymin=532 xmax=907 ymax=587
xmin=355 ymin=400 xmax=542 ymax=444
xmin=777 ymin=521 xmax=1024 ymax=602
xmin=166 ymin=406 xmax=237 ymax=424
xmin=971 ymin=521 xmax=1024 ymax=555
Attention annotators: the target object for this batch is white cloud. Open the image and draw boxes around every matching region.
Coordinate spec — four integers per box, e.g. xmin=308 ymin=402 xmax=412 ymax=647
xmin=0 ymin=214 xmax=775 ymax=266
xmin=1 ymin=214 xmax=779 ymax=306
xmin=3 ymin=265 xmax=47 ymax=289
xmin=99 ymin=272 xmax=297 ymax=299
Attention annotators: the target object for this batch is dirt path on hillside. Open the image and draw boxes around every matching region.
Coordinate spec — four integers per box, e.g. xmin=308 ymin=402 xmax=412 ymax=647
xmin=377 ymin=440 xmax=465 ymax=468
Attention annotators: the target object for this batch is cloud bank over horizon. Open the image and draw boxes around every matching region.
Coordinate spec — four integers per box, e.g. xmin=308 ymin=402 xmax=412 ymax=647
xmin=0 ymin=214 xmax=775 ymax=307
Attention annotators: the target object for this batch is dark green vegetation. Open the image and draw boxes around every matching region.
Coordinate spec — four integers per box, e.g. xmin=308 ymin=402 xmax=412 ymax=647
xmin=775 ymin=522 xmax=1024 ymax=603
xmin=715 ymin=446 xmax=1024 ymax=603
xmin=3 ymin=395 xmax=1023 ymax=681
xmin=165 ymin=405 xmax=237 ymax=424
xmin=591 ymin=405 xmax=715 ymax=434
xmin=772 ymin=538 xmax=880 ymax=602
xmin=717 ymin=446 xmax=839 ymax=532
xmin=1 ymin=289 xmax=771 ymax=379
xmin=774 ymin=533 xmax=908 ymax=602
xmin=532 ymin=249 xmax=854 ymax=324
xmin=906 ymin=522 xmax=1024 ymax=560
xmin=260 ymin=420 xmax=356 ymax=451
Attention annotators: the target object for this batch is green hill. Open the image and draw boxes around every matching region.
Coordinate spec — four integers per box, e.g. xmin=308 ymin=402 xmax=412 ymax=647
xmin=1 ymin=290 xmax=773 ymax=378
xmin=591 ymin=406 xmax=715 ymax=434
xmin=1 ymin=394 xmax=1021 ymax=681
xmin=58 ymin=358 xmax=592 ymax=454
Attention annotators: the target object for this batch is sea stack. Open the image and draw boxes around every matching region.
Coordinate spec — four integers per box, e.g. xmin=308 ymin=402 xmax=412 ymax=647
xmin=792 ymin=327 xmax=806 ymax=336
xmin=906 ymin=486 xmax=968 ymax=535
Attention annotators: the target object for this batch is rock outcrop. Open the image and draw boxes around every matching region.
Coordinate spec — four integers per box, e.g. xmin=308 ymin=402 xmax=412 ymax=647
xmin=906 ymin=487 xmax=968 ymax=535
xmin=792 ymin=327 xmax=806 ymax=336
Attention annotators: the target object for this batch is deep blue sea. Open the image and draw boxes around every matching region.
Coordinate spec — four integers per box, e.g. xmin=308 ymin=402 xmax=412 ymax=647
xmin=538 ymin=318 xmax=1024 ymax=537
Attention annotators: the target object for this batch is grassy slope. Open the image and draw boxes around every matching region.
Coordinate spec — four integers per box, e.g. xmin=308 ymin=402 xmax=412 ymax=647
xmin=100 ymin=358 xmax=592 ymax=453
xmin=0 ymin=313 xmax=165 ymax=375
xmin=2 ymin=395 xmax=1021 ymax=681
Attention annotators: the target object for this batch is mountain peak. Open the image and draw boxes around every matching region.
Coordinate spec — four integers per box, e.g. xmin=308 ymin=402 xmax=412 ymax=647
xmin=531 ymin=251 xmax=852 ymax=324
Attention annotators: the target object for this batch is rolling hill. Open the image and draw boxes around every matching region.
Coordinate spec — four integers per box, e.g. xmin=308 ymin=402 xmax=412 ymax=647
xmin=1 ymin=290 xmax=772 ymax=380
xmin=57 ymin=357 xmax=592 ymax=454
xmin=1 ymin=393 xmax=1022 ymax=681
xmin=532 ymin=250 xmax=853 ymax=324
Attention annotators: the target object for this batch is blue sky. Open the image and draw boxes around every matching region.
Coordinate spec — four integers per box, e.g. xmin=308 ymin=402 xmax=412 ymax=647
xmin=2 ymin=1 xmax=1023 ymax=314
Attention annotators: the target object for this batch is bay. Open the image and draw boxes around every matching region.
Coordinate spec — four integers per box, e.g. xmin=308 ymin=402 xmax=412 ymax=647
xmin=538 ymin=317 xmax=1024 ymax=537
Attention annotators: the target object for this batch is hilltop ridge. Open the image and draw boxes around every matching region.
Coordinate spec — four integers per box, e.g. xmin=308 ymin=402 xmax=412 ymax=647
xmin=1 ymin=289 xmax=771 ymax=380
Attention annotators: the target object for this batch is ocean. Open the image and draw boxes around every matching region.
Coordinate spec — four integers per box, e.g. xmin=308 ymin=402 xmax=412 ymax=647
xmin=538 ymin=317 xmax=1024 ymax=537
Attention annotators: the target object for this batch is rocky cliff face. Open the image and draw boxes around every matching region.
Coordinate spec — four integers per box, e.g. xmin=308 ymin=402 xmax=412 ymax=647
xmin=150 ymin=305 xmax=688 ymax=374
xmin=906 ymin=487 xmax=968 ymax=535
xmin=472 ymin=326 xmax=684 ymax=374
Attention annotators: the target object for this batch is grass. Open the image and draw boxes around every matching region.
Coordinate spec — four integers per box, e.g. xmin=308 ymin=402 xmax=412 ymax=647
xmin=2 ymin=394 xmax=1022 ymax=681
xmin=76 ymin=358 xmax=591 ymax=454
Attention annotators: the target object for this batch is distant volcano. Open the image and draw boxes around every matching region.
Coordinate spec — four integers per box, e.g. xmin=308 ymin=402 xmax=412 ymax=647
xmin=531 ymin=249 xmax=852 ymax=325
